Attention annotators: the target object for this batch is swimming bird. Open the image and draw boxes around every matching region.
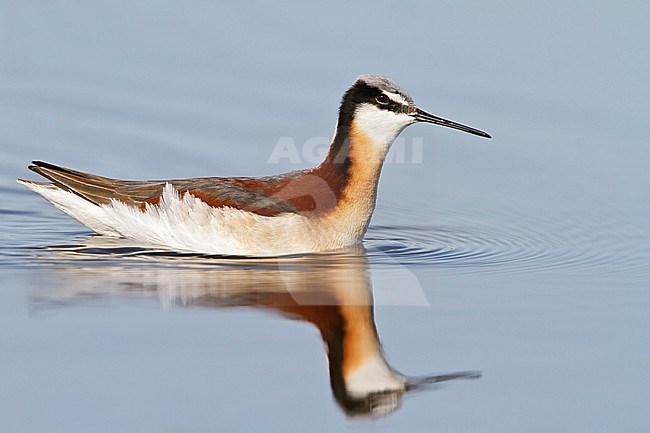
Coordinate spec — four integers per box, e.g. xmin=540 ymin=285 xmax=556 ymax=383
xmin=17 ymin=74 xmax=491 ymax=256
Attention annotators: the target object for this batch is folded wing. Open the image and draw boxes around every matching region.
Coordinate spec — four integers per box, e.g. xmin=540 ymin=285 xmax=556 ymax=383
xmin=27 ymin=161 xmax=299 ymax=217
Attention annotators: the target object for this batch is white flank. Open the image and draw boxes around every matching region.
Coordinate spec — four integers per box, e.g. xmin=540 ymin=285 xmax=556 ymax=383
xmin=17 ymin=180 xmax=366 ymax=256
xmin=353 ymin=104 xmax=414 ymax=150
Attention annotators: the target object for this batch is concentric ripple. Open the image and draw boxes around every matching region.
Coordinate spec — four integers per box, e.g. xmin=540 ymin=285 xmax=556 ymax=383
xmin=364 ymin=220 xmax=650 ymax=282
xmin=365 ymin=224 xmax=547 ymax=269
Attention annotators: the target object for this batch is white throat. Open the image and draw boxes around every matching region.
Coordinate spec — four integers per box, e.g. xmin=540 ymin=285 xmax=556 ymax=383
xmin=353 ymin=104 xmax=414 ymax=150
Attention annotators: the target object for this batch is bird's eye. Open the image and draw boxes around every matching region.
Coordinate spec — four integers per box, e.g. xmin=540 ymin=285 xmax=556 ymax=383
xmin=375 ymin=93 xmax=389 ymax=105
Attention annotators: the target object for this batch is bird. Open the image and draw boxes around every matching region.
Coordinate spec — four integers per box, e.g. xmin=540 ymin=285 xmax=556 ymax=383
xmin=17 ymin=74 xmax=491 ymax=256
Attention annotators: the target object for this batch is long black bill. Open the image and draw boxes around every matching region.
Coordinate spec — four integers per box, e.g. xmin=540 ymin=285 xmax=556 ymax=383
xmin=413 ymin=108 xmax=492 ymax=139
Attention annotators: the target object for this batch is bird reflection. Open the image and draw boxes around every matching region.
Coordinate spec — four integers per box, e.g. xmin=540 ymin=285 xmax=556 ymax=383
xmin=31 ymin=241 xmax=480 ymax=418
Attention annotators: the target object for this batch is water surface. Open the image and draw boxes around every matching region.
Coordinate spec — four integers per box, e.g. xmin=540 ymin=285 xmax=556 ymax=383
xmin=1 ymin=2 xmax=649 ymax=432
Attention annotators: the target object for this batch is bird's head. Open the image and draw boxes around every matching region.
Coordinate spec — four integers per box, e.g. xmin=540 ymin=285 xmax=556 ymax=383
xmin=339 ymin=74 xmax=491 ymax=153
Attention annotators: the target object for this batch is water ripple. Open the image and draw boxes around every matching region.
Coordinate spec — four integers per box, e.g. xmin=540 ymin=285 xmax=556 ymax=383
xmin=6 ymin=222 xmax=646 ymax=283
xmin=364 ymin=222 xmax=649 ymax=281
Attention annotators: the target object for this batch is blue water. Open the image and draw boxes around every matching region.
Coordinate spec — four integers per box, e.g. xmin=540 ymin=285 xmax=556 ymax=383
xmin=1 ymin=2 xmax=649 ymax=432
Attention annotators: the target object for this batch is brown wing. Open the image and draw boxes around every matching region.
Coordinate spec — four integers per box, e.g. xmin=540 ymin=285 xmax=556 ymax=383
xmin=28 ymin=161 xmax=299 ymax=217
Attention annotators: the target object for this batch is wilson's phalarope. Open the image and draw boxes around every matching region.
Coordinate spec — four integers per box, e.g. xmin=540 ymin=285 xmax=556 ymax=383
xmin=18 ymin=74 xmax=490 ymax=256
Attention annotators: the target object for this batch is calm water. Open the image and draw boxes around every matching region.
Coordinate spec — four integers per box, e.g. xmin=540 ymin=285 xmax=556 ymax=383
xmin=1 ymin=2 xmax=649 ymax=432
